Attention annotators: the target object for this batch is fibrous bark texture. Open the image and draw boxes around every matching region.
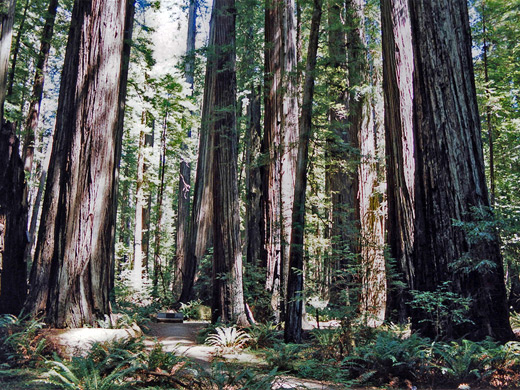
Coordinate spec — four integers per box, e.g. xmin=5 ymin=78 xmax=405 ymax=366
xmin=409 ymin=0 xmax=513 ymax=341
xmin=204 ymin=0 xmax=247 ymax=324
xmin=25 ymin=0 xmax=127 ymax=328
xmin=381 ymin=0 xmax=415 ymax=323
xmin=264 ymin=0 xmax=299 ymax=322
xmin=382 ymin=0 xmax=514 ymax=340
xmin=0 ymin=122 xmax=27 ymax=314
xmin=285 ymin=0 xmax=321 ymax=343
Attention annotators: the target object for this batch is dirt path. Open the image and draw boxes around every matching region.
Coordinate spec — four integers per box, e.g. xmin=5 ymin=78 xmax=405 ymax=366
xmin=145 ymin=321 xmax=341 ymax=389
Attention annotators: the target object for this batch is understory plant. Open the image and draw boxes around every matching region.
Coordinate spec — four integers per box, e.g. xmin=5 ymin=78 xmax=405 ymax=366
xmin=205 ymin=326 xmax=251 ymax=354
xmin=0 ymin=314 xmax=49 ymax=367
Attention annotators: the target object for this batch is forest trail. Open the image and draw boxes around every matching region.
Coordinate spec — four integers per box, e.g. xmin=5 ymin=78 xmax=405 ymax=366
xmin=145 ymin=321 xmax=341 ymax=389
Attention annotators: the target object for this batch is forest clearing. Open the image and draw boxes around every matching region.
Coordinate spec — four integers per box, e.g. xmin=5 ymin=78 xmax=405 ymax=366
xmin=0 ymin=0 xmax=519 ymax=388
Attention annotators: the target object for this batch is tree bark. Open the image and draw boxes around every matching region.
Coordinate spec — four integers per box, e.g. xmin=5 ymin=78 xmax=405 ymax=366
xmin=383 ymin=0 xmax=514 ymax=340
xmin=0 ymin=122 xmax=27 ymax=314
xmin=245 ymin=86 xmax=264 ymax=267
xmin=263 ymin=0 xmax=299 ymax=322
xmin=409 ymin=0 xmax=513 ymax=341
xmin=203 ymin=0 xmax=247 ymax=325
xmin=381 ymin=0 xmax=415 ymax=323
xmin=174 ymin=0 xmax=196 ymax=297
xmin=25 ymin=0 xmax=127 ymax=328
xmin=285 ymin=0 xmax=321 ymax=343
xmin=21 ymin=0 xmax=59 ymax=269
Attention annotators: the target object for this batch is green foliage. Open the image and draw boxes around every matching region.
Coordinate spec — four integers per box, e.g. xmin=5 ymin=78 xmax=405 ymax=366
xmin=264 ymin=343 xmax=301 ymax=373
xmin=36 ymin=356 xmax=139 ymax=390
xmin=200 ymin=362 xmax=278 ymax=390
xmin=0 ymin=315 xmax=49 ymax=367
xmin=179 ymin=300 xmax=211 ymax=321
xmin=345 ymin=331 xmax=433 ymax=385
xmin=205 ymin=327 xmax=251 ymax=354
xmin=431 ymin=339 xmax=489 ymax=384
xmin=246 ymin=322 xmax=282 ymax=350
xmin=409 ymin=282 xmax=473 ymax=339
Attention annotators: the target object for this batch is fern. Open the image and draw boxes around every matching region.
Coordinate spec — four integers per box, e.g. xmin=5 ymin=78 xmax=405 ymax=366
xmin=205 ymin=326 xmax=251 ymax=353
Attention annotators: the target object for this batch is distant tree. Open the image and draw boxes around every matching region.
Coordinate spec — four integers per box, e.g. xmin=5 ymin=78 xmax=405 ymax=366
xmin=173 ymin=0 xmax=196 ymax=297
xmin=264 ymin=0 xmax=299 ymax=322
xmin=25 ymin=0 xmax=129 ymax=327
xmin=285 ymin=0 xmax=321 ymax=343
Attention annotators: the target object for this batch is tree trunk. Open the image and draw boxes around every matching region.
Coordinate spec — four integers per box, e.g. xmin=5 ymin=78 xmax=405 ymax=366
xmin=174 ymin=0 xmax=196 ymax=297
xmin=142 ymin=131 xmax=153 ymax=273
xmin=21 ymin=0 xmax=59 ymax=268
xmin=285 ymin=0 xmax=321 ymax=343
xmin=245 ymin=86 xmax=264 ymax=267
xmin=409 ymin=0 xmax=513 ymax=341
xmin=0 ymin=122 xmax=27 ymax=314
xmin=111 ymin=0 xmax=135 ymax=296
xmin=25 ymin=0 xmax=127 ymax=328
xmin=0 ymin=0 xmax=16 ymax=124
xmin=263 ymin=0 xmax=299 ymax=322
xmin=383 ymin=0 xmax=514 ymax=341
xmin=153 ymin=114 xmax=167 ymax=293
xmin=381 ymin=0 xmax=415 ymax=323
xmin=202 ymin=0 xmax=247 ymax=325
xmin=132 ymin=128 xmax=146 ymax=292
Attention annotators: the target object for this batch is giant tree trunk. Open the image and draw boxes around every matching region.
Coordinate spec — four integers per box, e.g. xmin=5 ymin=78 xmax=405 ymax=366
xmin=0 ymin=0 xmax=26 ymax=315
xmin=383 ymin=0 xmax=514 ymax=341
xmin=0 ymin=122 xmax=27 ymax=314
xmin=285 ymin=0 xmax=321 ymax=343
xmin=202 ymin=0 xmax=247 ymax=325
xmin=381 ymin=0 xmax=415 ymax=323
xmin=25 ymin=0 xmax=127 ymax=328
xmin=264 ymin=0 xmax=299 ymax=322
xmin=409 ymin=0 xmax=513 ymax=341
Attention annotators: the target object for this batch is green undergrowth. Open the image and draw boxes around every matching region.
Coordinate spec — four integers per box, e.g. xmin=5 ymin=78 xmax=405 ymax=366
xmin=3 ymin=312 xmax=520 ymax=389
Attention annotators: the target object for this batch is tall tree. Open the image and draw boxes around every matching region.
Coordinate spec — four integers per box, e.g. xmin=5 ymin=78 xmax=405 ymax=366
xmin=174 ymin=0 xmax=196 ymax=297
xmin=383 ymin=0 xmax=514 ymax=340
xmin=21 ymin=0 xmax=60 ymax=265
xmin=204 ymin=0 xmax=247 ymax=325
xmin=0 ymin=0 xmax=27 ymax=315
xmin=285 ymin=0 xmax=321 ymax=343
xmin=264 ymin=0 xmax=299 ymax=321
xmin=381 ymin=0 xmax=415 ymax=323
xmin=25 ymin=0 xmax=128 ymax=327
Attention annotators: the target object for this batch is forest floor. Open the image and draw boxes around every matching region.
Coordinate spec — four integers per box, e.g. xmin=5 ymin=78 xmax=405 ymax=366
xmin=145 ymin=320 xmax=343 ymax=389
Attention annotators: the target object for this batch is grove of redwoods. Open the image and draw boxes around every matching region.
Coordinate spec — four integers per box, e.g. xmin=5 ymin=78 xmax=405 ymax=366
xmin=0 ymin=0 xmax=519 ymax=351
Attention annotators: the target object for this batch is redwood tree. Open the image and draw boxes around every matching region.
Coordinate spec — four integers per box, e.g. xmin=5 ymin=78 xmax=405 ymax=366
xmin=0 ymin=0 xmax=27 ymax=315
xmin=25 ymin=0 xmax=128 ymax=327
xmin=205 ymin=0 xmax=247 ymax=325
xmin=263 ymin=0 xmax=299 ymax=322
xmin=383 ymin=0 xmax=514 ymax=341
